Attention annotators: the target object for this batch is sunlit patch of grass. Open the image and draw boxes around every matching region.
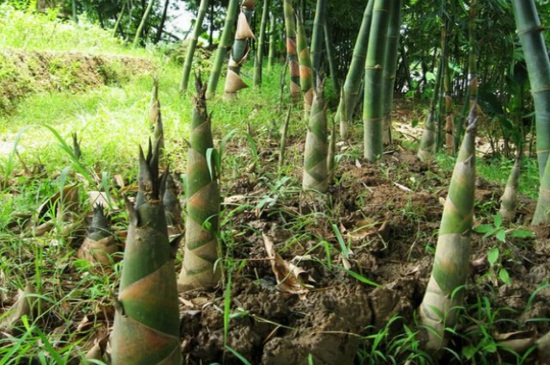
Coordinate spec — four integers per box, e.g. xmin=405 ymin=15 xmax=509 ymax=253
xmin=0 ymin=3 xmax=145 ymax=56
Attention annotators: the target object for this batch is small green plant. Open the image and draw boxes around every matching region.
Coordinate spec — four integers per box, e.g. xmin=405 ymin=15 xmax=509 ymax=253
xmin=358 ymin=316 xmax=431 ymax=364
xmin=474 ymin=213 xmax=534 ymax=243
xmin=486 ymin=246 xmax=511 ymax=286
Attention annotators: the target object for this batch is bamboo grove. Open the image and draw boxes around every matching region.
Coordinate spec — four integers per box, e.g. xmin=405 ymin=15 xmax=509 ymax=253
xmin=122 ymin=0 xmax=550 ymax=362
xmin=6 ymin=0 xmax=550 ymax=363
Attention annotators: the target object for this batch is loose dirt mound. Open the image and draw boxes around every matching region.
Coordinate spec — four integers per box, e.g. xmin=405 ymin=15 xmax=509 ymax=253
xmin=0 ymin=49 xmax=155 ymax=114
xmin=174 ymin=144 xmax=549 ymax=364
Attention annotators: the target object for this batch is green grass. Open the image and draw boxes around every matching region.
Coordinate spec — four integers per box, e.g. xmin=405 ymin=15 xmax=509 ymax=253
xmin=0 ymin=3 xmax=145 ymax=56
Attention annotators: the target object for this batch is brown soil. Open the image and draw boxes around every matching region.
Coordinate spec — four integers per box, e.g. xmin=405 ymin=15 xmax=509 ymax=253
xmin=172 ymin=142 xmax=549 ymax=365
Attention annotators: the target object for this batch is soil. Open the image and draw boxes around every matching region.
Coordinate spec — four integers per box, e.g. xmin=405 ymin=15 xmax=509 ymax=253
xmin=172 ymin=142 xmax=550 ymax=365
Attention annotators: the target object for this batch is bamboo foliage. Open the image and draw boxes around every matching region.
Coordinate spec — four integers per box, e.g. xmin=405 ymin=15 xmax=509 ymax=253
xmin=419 ymin=101 xmax=477 ymax=355
xmin=111 ymin=142 xmax=181 ymax=365
xmin=335 ymin=0 xmax=374 ymax=140
xmin=178 ymin=79 xmax=221 ymax=290
xmin=283 ymin=0 xmax=300 ymax=99
xmin=179 ymin=0 xmax=210 ymax=93
xmin=295 ymin=13 xmax=313 ymax=116
xmin=224 ymin=0 xmax=257 ymax=99
xmin=363 ymin=0 xmax=392 ymax=161
xmin=302 ymin=79 xmax=328 ymax=193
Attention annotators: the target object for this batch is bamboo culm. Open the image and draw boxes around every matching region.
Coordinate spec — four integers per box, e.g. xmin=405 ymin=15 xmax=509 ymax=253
xmin=180 ymin=0 xmax=210 ymax=93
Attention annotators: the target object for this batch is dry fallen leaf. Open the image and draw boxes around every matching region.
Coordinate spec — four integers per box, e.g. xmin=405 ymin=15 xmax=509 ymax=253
xmin=0 ymin=283 xmax=41 ymax=331
xmin=262 ymin=233 xmax=313 ymax=298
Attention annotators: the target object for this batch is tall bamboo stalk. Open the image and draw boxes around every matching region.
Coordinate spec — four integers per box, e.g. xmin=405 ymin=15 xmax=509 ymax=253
xmin=309 ymin=0 xmax=326 ymax=75
xmin=206 ymin=0 xmax=240 ymax=98
xmin=253 ymin=0 xmax=269 ymax=87
xmin=296 ymin=12 xmax=313 ymax=117
xmin=533 ymin=156 xmax=550 ymax=225
xmin=381 ymin=0 xmax=402 ymax=145
xmin=111 ymin=142 xmax=181 ymax=365
xmin=335 ymin=0 xmax=373 ymax=140
xmin=283 ymin=0 xmax=300 ymax=99
xmin=417 ymin=53 xmax=444 ymax=162
xmin=224 ymin=0 xmax=257 ymax=99
xmin=454 ymin=0 xmax=478 ymax=152
xmin=133 ymin=0 xmax=155 ymax=47
xmin=178 ymin=79 xmax=221 ymax=289
xmin=512 ymin=1 xmax=550 ymax=180
xmin=179 ymin=0 xmax=210 ymax=93
xmin=302 ymin=79 xmax=328 ymax=193
xmin=419 ymin=97 xmax=477 ymax=354
xmin=363 ymin=0 xmax=392 ymax=161
xmin=112 ymin=2 xmax=127 ymax=37
xmin=323 ymin=22 xmax=339 ymax=95
xmin=268 ymin=12 xmax=276 ymax=71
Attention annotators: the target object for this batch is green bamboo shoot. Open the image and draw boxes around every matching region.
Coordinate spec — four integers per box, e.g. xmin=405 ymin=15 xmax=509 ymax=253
xmin=499 ymin=154 xmax=521 ymax=222
xmin=302 ymin=79 xmax=328 ymax=193
xmin=178 ymin=79 xmax=221 ymax=290
xmin=111 ymin=142 xmax=181 ymax=365
xmin=150 ymin=78 xmax=164 ymax=156
xmin=419 ymin=103 xmax=477 ymax=354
